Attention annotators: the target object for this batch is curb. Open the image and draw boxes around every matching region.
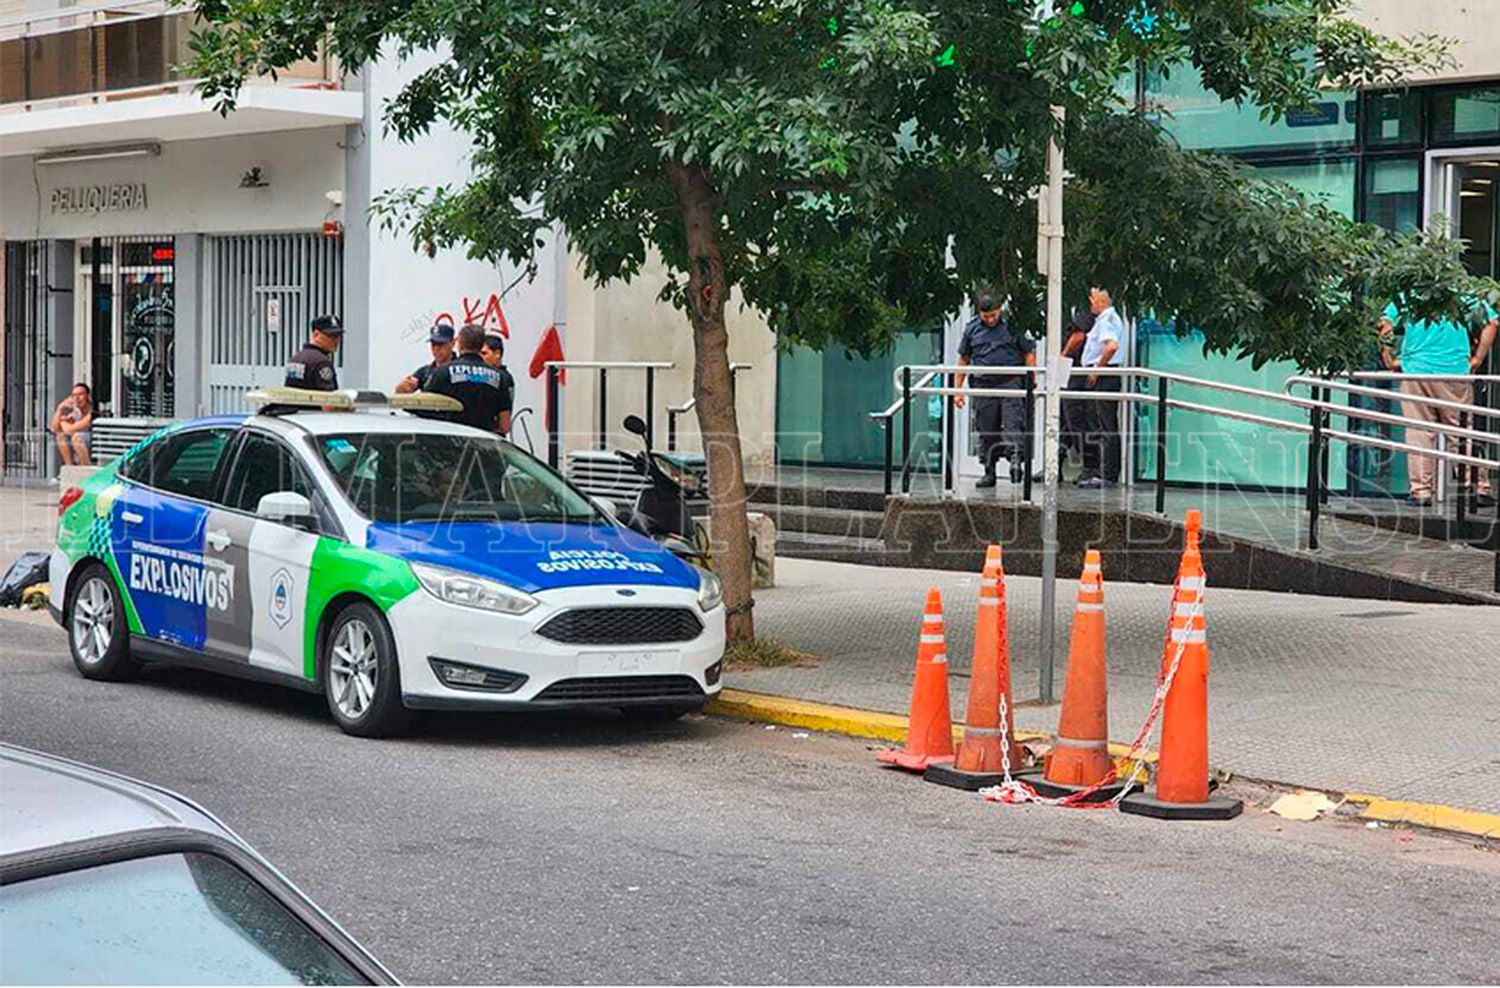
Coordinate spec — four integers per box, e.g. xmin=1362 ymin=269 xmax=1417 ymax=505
xmin=706 ymin=688 xmax=1500 ymax=842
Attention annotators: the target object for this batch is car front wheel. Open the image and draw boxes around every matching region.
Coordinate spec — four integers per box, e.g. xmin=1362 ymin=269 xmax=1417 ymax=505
xmin=68 ymin=562 xmax=138 ymax=682
xmin=323 ymin=602 xmax=407 ymax=738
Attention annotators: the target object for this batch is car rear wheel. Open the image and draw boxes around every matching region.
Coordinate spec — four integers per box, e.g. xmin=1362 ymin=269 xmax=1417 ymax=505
xmin=323 ymin=602 xmax=407 ymax=738
xmin=68 ymin=563 xmax=138 ymax=682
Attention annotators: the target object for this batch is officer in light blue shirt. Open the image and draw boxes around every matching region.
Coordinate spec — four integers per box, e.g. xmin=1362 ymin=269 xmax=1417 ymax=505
xmin=1076 ymin=286 xmax=1124 ymax=488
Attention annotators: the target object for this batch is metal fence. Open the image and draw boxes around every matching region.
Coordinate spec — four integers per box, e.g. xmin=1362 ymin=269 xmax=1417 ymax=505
xmin=205 ymin=233 xmax=343 ymax=414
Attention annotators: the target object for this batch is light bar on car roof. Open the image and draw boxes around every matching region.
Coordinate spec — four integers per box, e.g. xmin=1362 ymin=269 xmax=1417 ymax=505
xmin=245 ymin=387 xmax=356 ymax=410
xmin=389 ymin=392 xmax=464 ymax=414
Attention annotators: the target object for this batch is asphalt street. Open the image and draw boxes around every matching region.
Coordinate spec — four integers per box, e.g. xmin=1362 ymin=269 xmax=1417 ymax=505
xmin=2 ymin=614 xmax=1498 ymax=985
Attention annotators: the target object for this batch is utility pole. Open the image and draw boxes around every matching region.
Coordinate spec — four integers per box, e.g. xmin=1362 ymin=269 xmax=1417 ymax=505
xmin=1035 ymin=1 xmax=1065 ymax=705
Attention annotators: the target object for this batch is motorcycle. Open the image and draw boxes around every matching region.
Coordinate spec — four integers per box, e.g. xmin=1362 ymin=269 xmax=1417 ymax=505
xmin=612 ymin=414 xmax=709 ymax=563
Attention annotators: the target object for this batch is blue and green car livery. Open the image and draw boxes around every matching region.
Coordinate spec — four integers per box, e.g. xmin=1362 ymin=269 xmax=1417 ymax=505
xmin=52 ymin=401 xmax=725 ymax=737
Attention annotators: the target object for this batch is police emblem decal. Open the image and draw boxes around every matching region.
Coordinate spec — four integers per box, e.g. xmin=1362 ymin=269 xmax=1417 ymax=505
xmin=269 ymin=568 xmax=294 ymax=630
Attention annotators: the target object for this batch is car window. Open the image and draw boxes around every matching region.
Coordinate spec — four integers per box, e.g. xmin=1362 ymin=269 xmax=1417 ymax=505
xmin=0 ymin=851 xmax=369 ymax=985
xmin=124 ymin=429 xmax=233 ymax=500
xmin=224 ymin=433 xmax=316 ymax=516
xmin=316 ymin=432 xmax=604 ymax=525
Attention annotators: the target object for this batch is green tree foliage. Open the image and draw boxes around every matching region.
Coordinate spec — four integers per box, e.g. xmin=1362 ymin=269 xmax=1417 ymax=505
xmin=190 ymin=0 xmax=1489 ymax=636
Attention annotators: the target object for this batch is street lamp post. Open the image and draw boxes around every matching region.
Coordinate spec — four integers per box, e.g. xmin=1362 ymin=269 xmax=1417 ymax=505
xmin=1034 ymin=0 xmax=1066 ymax=705
xmin=1037 ymin=105 xmax=1065 ymax=706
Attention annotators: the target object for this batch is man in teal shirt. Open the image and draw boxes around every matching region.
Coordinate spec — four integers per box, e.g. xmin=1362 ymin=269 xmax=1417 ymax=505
xmin=1379 ymin=300 xmax=1496 ymax=507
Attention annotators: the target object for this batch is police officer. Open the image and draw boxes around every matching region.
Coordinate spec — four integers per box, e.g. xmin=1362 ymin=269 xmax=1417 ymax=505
xmin=394 ymin=323 xmax=455 ymax=394
xmin=479 ymin=331 xmax=516 ymax=436
xmin=284 ymin=315 xmax=343 ymax=391
xmin=422 ymin=324 xmax=513 ymax=434
xmin=953 ymin=289 xmax=1036 ymax=488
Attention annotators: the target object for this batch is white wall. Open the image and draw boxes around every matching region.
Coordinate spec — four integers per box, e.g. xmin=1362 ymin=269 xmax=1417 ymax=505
xmin=1353 ymin=0 xmax=1500 ymax=84
xmin=0 ymin=128 xmax=345 ymax=240
xmin=355 ymin=53 xmax=559 ymax=448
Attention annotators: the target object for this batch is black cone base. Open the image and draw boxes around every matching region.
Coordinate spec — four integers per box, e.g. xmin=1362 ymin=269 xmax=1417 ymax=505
xmin=924 ymin=763 xmax=1040 ymax=791
xmin=1118 ymin=789 xmax=1243 ymax=821
xmin=1028 ymin=776 xmax=1132 ymax=801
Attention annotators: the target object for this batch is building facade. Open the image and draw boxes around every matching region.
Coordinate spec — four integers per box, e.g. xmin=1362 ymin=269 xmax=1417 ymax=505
xmin=3 ymin=0 xmax=1494 ymax=493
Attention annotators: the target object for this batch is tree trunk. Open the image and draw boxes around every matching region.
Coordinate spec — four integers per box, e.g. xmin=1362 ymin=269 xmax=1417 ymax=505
xmin=668 ymin=160 xmax=756 ymax=643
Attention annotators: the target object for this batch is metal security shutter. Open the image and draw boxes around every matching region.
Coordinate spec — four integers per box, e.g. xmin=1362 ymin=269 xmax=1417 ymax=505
xmin=2 ymin=242 xmax=53 ymax=480
xmin=205 ymin=233 xmax=343 ymax=414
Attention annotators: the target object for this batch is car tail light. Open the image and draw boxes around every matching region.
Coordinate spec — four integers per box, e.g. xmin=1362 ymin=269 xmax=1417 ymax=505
xmin=58 ymin=486 xmax=84 ymax=517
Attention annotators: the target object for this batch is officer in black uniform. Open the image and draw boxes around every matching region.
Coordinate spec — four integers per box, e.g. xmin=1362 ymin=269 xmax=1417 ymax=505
xmin=480 ymin=331 xmax=516 ymax=436
xmin=395 ymin=323 xmax=456 ymax=394
xmin=284 ymin=315 xmax=343 ymax=391
xmin=953 ymin=289 xmax=1036 ymax=488
xmin=422 ymin=324 xmax=513 ymax=433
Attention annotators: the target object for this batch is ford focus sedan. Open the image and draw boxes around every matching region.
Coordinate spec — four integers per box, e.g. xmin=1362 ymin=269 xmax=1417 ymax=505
xmin=49 ymin=389 xmax=725 ymax=737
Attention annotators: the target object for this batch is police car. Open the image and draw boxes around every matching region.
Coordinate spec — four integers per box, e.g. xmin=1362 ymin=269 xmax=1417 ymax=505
xmin=49 ymin=389 xmax=725 ymax=737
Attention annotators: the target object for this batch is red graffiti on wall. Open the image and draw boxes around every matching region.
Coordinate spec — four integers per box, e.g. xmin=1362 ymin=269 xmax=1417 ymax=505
xmin=430 ymin=293 xmax=511 ymax=336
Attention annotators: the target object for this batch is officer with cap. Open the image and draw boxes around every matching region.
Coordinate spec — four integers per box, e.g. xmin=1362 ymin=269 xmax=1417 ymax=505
xmin=479 ymin=331 xmax=516 ymax=436
xmin=395 ymin=323 xmax=456 ymax=394
xmin=284 ymin=314 xmax=343 ymax=391
xmin=422 ymin=324 xmax=513 ymax=434
xmin=953 ymin=288 xmax=1036 ymax=488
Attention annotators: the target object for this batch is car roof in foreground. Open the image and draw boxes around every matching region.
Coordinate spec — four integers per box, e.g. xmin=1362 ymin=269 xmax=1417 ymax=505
xmin=0 ymin=744 xmax=228 ymax=858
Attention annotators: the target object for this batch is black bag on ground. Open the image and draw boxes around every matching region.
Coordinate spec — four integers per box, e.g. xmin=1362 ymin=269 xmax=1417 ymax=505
xmin=0 ymin=551 xmax=51 ymax=608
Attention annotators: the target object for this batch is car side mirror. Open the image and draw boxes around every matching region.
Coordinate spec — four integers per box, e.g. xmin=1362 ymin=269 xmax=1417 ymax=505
xmin=622 ymin=414 xmax=648 ymax=437
xmin=257 ymin=491 xmax=317 ymax=532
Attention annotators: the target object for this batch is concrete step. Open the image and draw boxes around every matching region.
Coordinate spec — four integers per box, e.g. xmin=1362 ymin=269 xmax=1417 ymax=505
xmin=745 ymin=481 xmax=887 ymax=514
xmin=774 ymin=531 xmax=898 ymax=567
xmin=755 ymin=504 xmax=886 ymax=540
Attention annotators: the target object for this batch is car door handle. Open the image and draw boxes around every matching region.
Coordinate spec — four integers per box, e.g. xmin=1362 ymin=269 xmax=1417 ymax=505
xmin=121 ymin=511 xmax=144 ymax=524
xmin=205 ymin=529 xmax=232 ymax=552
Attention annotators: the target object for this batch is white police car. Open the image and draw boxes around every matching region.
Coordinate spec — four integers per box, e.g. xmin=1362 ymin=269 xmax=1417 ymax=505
xmin=50 ymin=389 xmax=725 ymax=737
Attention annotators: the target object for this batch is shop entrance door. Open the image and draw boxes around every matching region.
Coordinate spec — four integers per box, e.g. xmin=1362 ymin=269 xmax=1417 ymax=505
xmin=75 ymin=237 xmax=176 ymax=420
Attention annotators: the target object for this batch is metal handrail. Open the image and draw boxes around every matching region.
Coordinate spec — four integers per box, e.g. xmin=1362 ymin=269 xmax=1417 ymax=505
xmin=882 ymin=361 xmax=1499 ymax=591
xmin=663 ymin=362 xmax=752 ymax=452
xmin=1285 ymin=376 xmax=1498 ymax=422
xmin=543 ymin=360 xmax=676 ymax=467
xmin=1346 ymin=371 xmax=1500 ymax=383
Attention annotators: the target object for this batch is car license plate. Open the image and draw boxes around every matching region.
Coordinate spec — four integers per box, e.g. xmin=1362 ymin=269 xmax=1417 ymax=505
xmin=578 ymin=651 xmax=660 ymax=676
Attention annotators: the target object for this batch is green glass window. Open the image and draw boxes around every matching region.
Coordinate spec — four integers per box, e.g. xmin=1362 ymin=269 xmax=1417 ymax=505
xmin=1259 ymin=159 xmax=1356 ymax=216
xmin=776 ymin=329 xmax=941 ymax=468
xmin=1133 ymin=324 xmax=1350 ymax=492
xmin=1362 ymin=90 xmax=1423 ymax=148
xmin=1362 ymin=158 xmax=1421 ymax=234
xmin=1144 ymin=65 xmax=1355 ymax=152
xmin=1432 ymin=88 xmax=1500 ymax=145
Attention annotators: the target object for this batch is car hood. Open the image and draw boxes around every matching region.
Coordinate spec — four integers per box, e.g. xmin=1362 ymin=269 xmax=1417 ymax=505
xmin=364 ymin=521 xmax=700 ymax=594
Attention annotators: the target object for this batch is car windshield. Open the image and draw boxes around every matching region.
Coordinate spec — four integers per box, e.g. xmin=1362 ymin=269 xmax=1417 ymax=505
xmin=0 ymin=851 xmax=369 ymax=985
xmin=316 ymin=432 xmax=606 ymax=525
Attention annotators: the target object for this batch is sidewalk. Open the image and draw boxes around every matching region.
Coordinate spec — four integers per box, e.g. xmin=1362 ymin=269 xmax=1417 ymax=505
xmin=742 ymin=557 xmax=1500 ymax=816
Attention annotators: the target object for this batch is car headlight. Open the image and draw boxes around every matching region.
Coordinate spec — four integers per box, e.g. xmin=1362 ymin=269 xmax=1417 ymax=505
xmin=695 ymin=565 xmax=723 ymax=612
xmin=410 ymin=562 xmax=538 ymax=616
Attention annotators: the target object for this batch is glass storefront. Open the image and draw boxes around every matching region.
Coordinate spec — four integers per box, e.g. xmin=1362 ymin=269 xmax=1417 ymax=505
xmin=776 ymin=328 xmax=942 ymax=468
xmin=1130 ymin=74 xmax=1500 ymax=495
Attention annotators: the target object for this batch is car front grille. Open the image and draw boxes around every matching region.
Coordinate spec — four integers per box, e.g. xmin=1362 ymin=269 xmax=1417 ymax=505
xmin=535 ymin=607 xmax=704 ymax=645
xmin=533 ymin=675 xmax=706 ymax=704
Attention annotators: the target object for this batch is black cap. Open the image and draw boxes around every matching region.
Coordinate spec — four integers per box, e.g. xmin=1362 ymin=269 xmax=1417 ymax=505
xmin=311 ymin=314 xmax=344 ymax=335
xmin=1069 ymin=309 xmax=1096 ymax=333
xmin=975 ymin=291 xmax=1000 ymax=313
xmin=483 ymin=333 xmax=505 ymax=351
xmin=428 ymin=323 xmax=456 ymax=344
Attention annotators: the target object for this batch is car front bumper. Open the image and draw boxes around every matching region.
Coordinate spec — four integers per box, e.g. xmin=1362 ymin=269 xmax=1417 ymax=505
xmin=388 ymin=583 xmax=726 ymax=710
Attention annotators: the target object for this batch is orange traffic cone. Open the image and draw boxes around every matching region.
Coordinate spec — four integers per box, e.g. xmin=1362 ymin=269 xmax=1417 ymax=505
xmin=926 ymin=546 xmax=1031 ymax=790
xmin=1032 ymin=549 xmax=1129 ymax=799
xmin=1120 ymin=511 xmax=1242 ymax=820
xmin=877 ymin=589 xmax=956 ymax=771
